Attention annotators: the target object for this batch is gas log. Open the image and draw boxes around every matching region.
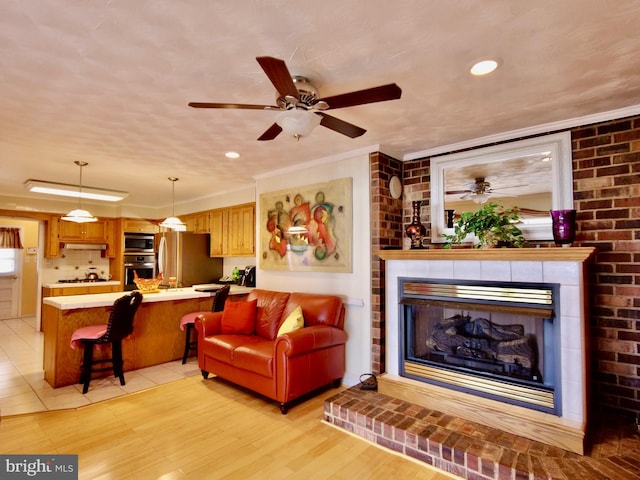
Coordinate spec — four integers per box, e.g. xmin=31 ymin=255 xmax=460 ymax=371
xmin=425 ymin=314 xmax=538 ymax=372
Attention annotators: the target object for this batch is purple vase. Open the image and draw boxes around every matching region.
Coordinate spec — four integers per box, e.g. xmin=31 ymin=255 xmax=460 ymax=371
xmin=550 ymin=209 xmax=576 ymax=247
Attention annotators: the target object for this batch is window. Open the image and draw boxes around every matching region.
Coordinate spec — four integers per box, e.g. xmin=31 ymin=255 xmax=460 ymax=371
xmin=0 ymin=249 xmax=17 ymax=275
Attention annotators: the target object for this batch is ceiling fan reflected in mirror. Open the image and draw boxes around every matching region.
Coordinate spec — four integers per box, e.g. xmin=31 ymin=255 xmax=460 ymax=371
xmin=446 ymin=177 xmax=520 ymax=204
xmin=188 ymin=56 xmax=402 ymax=141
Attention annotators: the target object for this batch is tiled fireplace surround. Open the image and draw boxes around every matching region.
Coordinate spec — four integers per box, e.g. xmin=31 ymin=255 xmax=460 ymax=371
xmin=323 ymin=248 xmax=614 ymax=479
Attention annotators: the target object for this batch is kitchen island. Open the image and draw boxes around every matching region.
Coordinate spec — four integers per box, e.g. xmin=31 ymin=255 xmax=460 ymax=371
xmin=42 ymin=285 xmax=252 ymax=388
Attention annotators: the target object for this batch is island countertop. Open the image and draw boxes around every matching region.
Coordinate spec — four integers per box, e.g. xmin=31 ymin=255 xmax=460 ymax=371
xmin=42 ymin=283 xmax=253 ymax=388
xmin=43 ymin=284 xmax=254 ymax=310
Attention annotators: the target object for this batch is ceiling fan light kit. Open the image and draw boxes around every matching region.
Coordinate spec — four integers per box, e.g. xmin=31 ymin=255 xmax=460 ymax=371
xmin=61 ymin=161 xmax=98 ymax=223
xmin=188 ymin=56 xmax=402 ymax=141
xmin=275 ymin=109 xmax=322 ymax=139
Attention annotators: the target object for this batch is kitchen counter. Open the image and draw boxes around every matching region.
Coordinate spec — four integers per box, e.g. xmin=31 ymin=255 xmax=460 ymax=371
xmin=42 ymin=280 xmax=121 ymax=288
xmin=42 ymin=284 xmax=253 ymax=388
xmin=42 ymin=284 xmax=253 ymax=308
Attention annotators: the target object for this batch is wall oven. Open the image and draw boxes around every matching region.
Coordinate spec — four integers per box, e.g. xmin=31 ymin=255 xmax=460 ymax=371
xmin=124 ymin=254 xmax=156 ymax=291
xmin=124 ymin=233 xmax=155 ymax=253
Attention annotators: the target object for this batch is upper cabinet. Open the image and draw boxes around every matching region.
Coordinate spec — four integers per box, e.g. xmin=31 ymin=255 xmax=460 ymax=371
xmin=123 ymin=219 xmax=159 ymax=234
xmin=184 ymin=211 xmax=210 ymax=234
xmin=209 ymin=203 xmax=255 ymax=257
xmin=228 ymin=204 xmax=255 ymax=256
xmin=209 ymin=209 xmax=228 ymax=257
xmin=45 ymin=216 xmax=116 ymax=258
xmin=58 ymin=220 xmax=107 ymax=242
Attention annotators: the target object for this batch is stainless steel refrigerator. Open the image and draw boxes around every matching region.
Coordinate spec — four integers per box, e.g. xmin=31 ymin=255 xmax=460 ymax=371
xmin=156 ymin=232 xmax=223 ymax=287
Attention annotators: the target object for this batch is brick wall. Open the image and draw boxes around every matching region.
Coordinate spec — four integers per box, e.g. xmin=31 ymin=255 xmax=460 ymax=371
xmin=369 ymin=115 xmax=640 ymax=418
xmin=369 ymin=152 xmax=403 ymax=374
xmin=572 ymin=116 xmax=640 ymax=417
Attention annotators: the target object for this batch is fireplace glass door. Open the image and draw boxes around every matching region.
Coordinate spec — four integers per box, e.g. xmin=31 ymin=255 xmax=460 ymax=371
xmin=400 ymin=279 xmax=560 ymax=414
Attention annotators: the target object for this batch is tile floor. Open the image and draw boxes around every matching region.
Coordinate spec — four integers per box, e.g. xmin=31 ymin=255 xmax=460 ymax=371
xmin=0 ymin=316 xmax=200 ymax=417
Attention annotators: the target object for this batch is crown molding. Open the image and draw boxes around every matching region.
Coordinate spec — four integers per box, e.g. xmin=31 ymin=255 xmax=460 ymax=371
xmin=404 ymin=104 xmax=640 ymax=161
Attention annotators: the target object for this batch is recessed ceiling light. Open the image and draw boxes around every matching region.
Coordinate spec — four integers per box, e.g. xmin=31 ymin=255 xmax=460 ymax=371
xmin=470 ymin=59 xmax=500 ymax=76
xmin=225 ymin=151 xmax=240 ymax=159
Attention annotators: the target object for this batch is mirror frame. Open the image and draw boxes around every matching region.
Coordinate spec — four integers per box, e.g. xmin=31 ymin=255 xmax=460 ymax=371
xmin=430 ymin=132 xmax=574 ymax=243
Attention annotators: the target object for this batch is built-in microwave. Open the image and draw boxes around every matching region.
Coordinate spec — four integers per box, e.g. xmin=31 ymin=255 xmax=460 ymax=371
xmin=124 ymin=233 xmax=155 ymax=253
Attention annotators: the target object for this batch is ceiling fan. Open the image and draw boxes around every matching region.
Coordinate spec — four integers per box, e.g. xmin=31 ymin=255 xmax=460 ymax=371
xmin=446 ymin=177 xmax=518 ymax=204
xmin=188 ymin=56 xmax=402 ymax=141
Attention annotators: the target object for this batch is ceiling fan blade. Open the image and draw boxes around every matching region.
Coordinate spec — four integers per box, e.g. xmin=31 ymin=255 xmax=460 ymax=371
xmin=316 ymin=113 xmax=366 ymax=138
xmin=318 ymin=83 xmax=402 ymax=110
xmin=188 ymin=102 xmax=280 ymax=110
xmin=446 ymin=190 xmax=473 ymax=195
xmin=257 ymin=123 xmax=283 ymax=141
xmin=256 ymin=56 xmax=299 ymax=100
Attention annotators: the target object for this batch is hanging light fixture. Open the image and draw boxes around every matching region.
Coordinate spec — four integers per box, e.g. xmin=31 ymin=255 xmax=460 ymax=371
xmin=159 ymin=177 xmax=186 ymax=231
xmin=61 ymin=161 xmax=98 ymax=223
xmin=275 ymin=108 xmax=321 ymax=140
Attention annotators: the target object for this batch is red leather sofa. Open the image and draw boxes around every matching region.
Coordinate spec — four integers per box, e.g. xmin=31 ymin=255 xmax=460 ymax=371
xmin=195 ymin=289 xmax=347 ymax=413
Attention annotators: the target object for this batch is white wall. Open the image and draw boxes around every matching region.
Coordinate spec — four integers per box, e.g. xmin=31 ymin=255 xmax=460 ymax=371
xmin=255 ymin=151 xmax=372 ymax=387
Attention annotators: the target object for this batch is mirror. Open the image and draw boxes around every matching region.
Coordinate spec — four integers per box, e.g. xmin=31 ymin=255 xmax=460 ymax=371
xmin=430 ymin=132 xmax=573 ymax=243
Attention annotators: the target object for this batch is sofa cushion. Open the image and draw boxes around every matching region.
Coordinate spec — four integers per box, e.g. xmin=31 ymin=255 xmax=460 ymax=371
xmin=204 ymin=335 xmax=241 ymax=363
xmin=277 ymin=305 xmax=304 ymax=336
xmin=233 ymin=339 xmax=274 ymax=378
xmin=221 ymin=299 xmax=257 ymax=335
xmin=248 ymin=290 xmax=290 ymax=340
xmin=286 ymin=293 xmax=344 ymax=329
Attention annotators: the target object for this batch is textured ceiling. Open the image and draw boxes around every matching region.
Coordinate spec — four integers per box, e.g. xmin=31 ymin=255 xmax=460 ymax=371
xmin=2 ymin=0 xmax=640 ymax=210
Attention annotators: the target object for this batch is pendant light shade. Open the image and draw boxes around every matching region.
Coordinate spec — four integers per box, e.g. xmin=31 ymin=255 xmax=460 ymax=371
xmin=159 ymin=177 xmax=186 ymax=231
xmin=61 ymin=161 xmax=98 ymax=223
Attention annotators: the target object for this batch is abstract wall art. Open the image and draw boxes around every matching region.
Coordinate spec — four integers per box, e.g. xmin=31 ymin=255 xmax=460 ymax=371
xmin=259 ymin=177 xmax=352 ymax=272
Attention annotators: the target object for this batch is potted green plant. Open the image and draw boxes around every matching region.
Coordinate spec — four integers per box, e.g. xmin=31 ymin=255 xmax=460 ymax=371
xmin=442 ymin=202 xmax=527 ymax=248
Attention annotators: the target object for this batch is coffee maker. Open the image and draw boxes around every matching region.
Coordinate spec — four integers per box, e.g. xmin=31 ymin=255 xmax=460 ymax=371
xmin=238 ymin=266 xmax=256 ymax=287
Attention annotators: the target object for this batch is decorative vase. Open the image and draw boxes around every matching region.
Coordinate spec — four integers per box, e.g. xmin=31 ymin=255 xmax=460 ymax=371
xmin=405 ymin=200 xmax=427 ymax=249
xmin=550 ymin=209 xmax=577 ymax=247
xmin=445 ymin=209 xmax=455 ymax=228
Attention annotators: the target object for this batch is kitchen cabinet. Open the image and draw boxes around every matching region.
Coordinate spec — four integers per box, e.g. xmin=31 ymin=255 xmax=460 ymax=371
xmin=209 ymin=209 xmax=228 ymax=256
xmin=45 ymin=216 xmax=115 ymax=258
xmin=45 ymin=215 xmax=60 ymax=258
xmin=208 ymin=203 xmax=255 ymax=257
xmin=58 ymin=219 xmax=108 ymax=242
xmin=123 ymin=219 xmax=159 ymax=234
xmin=42 ymin=284 xmax=121 ymax=297
xmin=229 ymin=204 xmax=255 ymax=256
xmin=185 ymin=211 xmax=210 ymax=234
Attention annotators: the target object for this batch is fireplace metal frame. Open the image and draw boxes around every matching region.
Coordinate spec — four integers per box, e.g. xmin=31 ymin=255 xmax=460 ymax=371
xmin=398 ymin=276 xmax=562 ymax=415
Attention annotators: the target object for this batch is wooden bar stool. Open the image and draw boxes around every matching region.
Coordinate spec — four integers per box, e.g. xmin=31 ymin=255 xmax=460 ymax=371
xmin=180 ymin=284 xmax=230 ymax=364
xmin=70 ymin=291 xmax=143 ymax=394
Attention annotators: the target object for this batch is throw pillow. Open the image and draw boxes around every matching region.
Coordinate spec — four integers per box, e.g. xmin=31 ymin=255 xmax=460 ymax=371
xmin=221 ymin=299 xmax=257 ymax=335
xmin=277 ymin=305 xmax=305 ymax=336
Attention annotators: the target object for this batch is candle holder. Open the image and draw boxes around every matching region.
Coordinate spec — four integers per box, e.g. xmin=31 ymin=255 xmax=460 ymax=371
xmin=550 ymin=209 xmax=576 ymax=247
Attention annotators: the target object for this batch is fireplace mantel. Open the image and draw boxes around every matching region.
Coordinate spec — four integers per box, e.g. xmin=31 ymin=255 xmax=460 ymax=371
xmin=376 ymin=246 xmax=596 ymax=262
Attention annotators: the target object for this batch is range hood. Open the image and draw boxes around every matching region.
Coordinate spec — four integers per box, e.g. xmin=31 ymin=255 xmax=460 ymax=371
xmin=61 ymin=243 xmax=107 ymax=251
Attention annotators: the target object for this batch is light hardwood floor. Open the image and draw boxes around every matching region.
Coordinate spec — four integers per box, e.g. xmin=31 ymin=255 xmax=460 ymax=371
xmin=0 ymin=375 xmax=458 ymax=480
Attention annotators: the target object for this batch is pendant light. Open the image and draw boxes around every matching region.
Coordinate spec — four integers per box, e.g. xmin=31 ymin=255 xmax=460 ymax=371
xmin=159 ymin=177 xmax=186 ymax=231
xmin=61 ymin=161 xmax=98 ymax=223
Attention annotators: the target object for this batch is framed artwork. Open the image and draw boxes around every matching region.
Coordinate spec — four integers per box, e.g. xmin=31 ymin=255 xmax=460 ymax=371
xmin=259 ymin=177 xmax=352 ymax=272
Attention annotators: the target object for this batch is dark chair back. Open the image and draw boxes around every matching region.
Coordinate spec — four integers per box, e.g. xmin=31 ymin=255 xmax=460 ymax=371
xmin=100 ymin=291 xmax=143 ymax=343
xmin=212 ymin=284 xmax=230 ymax=312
